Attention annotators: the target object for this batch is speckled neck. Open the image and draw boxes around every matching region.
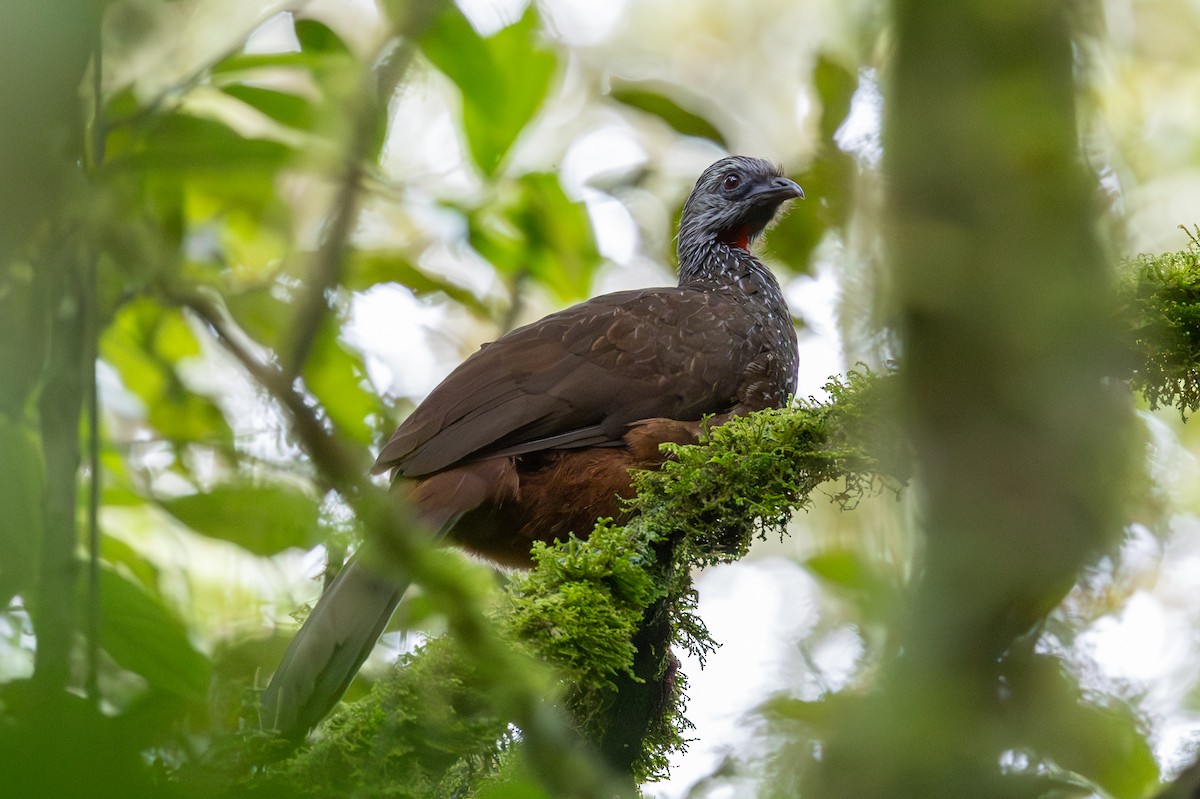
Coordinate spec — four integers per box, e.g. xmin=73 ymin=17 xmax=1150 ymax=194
xmin=678 ymin=238 xmax=784 ymax=299
xmin=678 ymin=236 xmax=798 ymax=404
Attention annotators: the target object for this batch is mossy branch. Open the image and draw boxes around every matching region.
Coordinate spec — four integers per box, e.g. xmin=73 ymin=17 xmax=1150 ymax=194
xmin=1123 ymin=225 xmax=1200 ymax=418
xmin=264 ymin=370 xmax=899 ymax=794
xmin=511 ymin=368 xmax=903 ymax=781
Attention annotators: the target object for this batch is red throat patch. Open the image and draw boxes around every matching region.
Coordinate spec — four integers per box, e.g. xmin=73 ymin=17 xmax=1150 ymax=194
xmin=729 ymin=225 xmax=752 ymax=251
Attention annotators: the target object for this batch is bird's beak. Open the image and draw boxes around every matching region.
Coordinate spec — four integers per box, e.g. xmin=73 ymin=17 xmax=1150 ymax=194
xmin=747 ymin=176 xmax=805 ymax=204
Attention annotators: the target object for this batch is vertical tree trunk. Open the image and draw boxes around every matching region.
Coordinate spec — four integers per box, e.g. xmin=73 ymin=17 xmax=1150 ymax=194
xmin=34 ymin=261 xmax=89 ymax=693
xmin=818 ymin=1 xmax=1134 ymax=795
xmin=3 ymin=2 xmax=105 ymax=694
xmin=890 ymin=0 xmax=1129 ymax=669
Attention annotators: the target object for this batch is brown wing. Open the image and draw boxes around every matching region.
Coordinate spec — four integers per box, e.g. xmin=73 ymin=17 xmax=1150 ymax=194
xmin=371 ymin=286 xmax=760 ymax=478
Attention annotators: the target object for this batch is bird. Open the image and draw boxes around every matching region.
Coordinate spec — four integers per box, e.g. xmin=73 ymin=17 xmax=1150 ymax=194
xmin=261 ymin=155 xmax=804 ymax=737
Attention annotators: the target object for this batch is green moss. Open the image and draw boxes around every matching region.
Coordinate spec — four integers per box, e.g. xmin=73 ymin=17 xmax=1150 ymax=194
xmin=647 ymin=370 xmax=899 ymax=670
xmin=271 ymin=636 xmax=511 ymax=797
xmin=507 ymin=524 xmax=658 ymax=695
xmin=1124 ymin=226 xmax=1200 ymax=418
xmin=646 ymin=369 xmax=897 ymax=568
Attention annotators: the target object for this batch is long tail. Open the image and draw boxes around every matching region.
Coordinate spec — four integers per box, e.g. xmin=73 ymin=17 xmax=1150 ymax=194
xmin=261 ymin=561 xmax=406 ymax=737
xmin=261 ymin=457 xmax=515 ymax=736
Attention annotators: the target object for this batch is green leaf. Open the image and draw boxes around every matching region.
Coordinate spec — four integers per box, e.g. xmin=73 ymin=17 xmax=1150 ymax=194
xmin=301 ymin=320 xmax=385 ymax=446
xmin=159 ymin=483 xmax=321 ymax=556
xmin=609 ymin=82 xmax=727 ymax=147
xmin=421 ymin=6 xmax=557 ymax=176
xmin=764 ymin=55 xmax=859 ymax=274
xmin=108 ymin=113 xmax=294 ymax=176
xmin=294 ymin=18 xmax=351 ymax=55
xmin=805 ymin=549 xmax=867 ymax=590
xmin=101 ymin=299 xmax=233 ymax=445
xmin=210 ymin=51 xmax=314 ymax=76
xmin=99 ymin=534 xmax=161 ymax=594
xmin=804 ymin=548 xmax=896 ymax=623
xmin=761 ymin=694 xmax=847 ymax=726
xmin=99 ymin=447 xmax=142 ymax=508
xmin=813 ymin=55 xmax=857 ymax=144
xmin=0 ymin=420 xmax=43 ymax=605
xmin=222 ymin=84 xmax=316 ymax=131
xmin=103 ymin=113 xmax=289 ymax=233
xmin=210 ymin=20 xmax=357 ymax=146
xmin=466 ymin=172 xmax=601 ymax=303
xmin=93 ymin=564 xmax=211 ymax=702
xmin=223 ymin=285 xmax=291 ymax=349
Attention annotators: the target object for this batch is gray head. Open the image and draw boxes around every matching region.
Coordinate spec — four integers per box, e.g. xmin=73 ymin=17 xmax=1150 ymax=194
xmin=678 ymin=156 xmax=804 ymax=263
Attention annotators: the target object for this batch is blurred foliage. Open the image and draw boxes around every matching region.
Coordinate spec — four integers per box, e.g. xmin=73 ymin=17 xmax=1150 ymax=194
xmin=464 ymin=171 xmax=601 ymax=309
xmin=772 ymin=54 xmax=858 ymax=272
xmin=809 ymin=1 xmax=1145 ymax=798
xmin=421 ymin=6 xmax=556 ymax=176
xmin=158 ymin=483 xmax=322 ymax=555
xmin=0 ymin=419 xmax=44 ymax=607
xmin=261 ymin=637 xmax=512 ymax=797
xmin=7 ymin=0 xmax=1200 ymax=797
xmin=89 ymin=563 xmax=213 ymax=703
xmin=609 ymin=81 xmax=729 ymax=148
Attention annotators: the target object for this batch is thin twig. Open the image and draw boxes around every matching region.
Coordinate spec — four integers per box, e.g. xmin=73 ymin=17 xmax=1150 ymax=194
xmin=275 ymin=0 xmax=446 ymax=597
xmin=84 ymin=32 xmax=106 ymax=709
xmin=174 ymin=286 xmax=368 ymax=485
xmin=84 ymin=261 xmax=102 ymax=705
xmin=279 ymin=151 xmax=365 ymax=382
xmin=279 ymin=0 xmax=450 ymax=381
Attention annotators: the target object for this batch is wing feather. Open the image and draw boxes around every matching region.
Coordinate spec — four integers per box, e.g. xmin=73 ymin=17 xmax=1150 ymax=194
xmin=371 ymin=286 xmax=759 ymax=477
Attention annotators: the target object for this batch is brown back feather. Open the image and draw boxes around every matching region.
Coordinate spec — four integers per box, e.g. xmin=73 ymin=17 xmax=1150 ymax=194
xmin=371 ymin=287 xmax=760 ymax=478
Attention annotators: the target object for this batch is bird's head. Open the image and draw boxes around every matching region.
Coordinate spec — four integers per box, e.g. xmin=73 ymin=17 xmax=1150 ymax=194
xmin=678 ymin=156 xmax=804 ymax=259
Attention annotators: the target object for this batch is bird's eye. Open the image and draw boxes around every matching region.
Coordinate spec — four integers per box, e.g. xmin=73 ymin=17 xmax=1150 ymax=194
xmin=721 ymin=173 xmax=741 ymax=191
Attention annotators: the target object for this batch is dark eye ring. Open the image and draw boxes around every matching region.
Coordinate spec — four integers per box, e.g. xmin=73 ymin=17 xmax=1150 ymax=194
xmin=722 ymin=173 xmax=740 ymax=191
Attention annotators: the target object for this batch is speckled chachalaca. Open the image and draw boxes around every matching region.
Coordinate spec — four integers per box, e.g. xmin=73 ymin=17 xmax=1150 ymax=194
xmin=262 ymin=156 xmax=803 ymax=738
